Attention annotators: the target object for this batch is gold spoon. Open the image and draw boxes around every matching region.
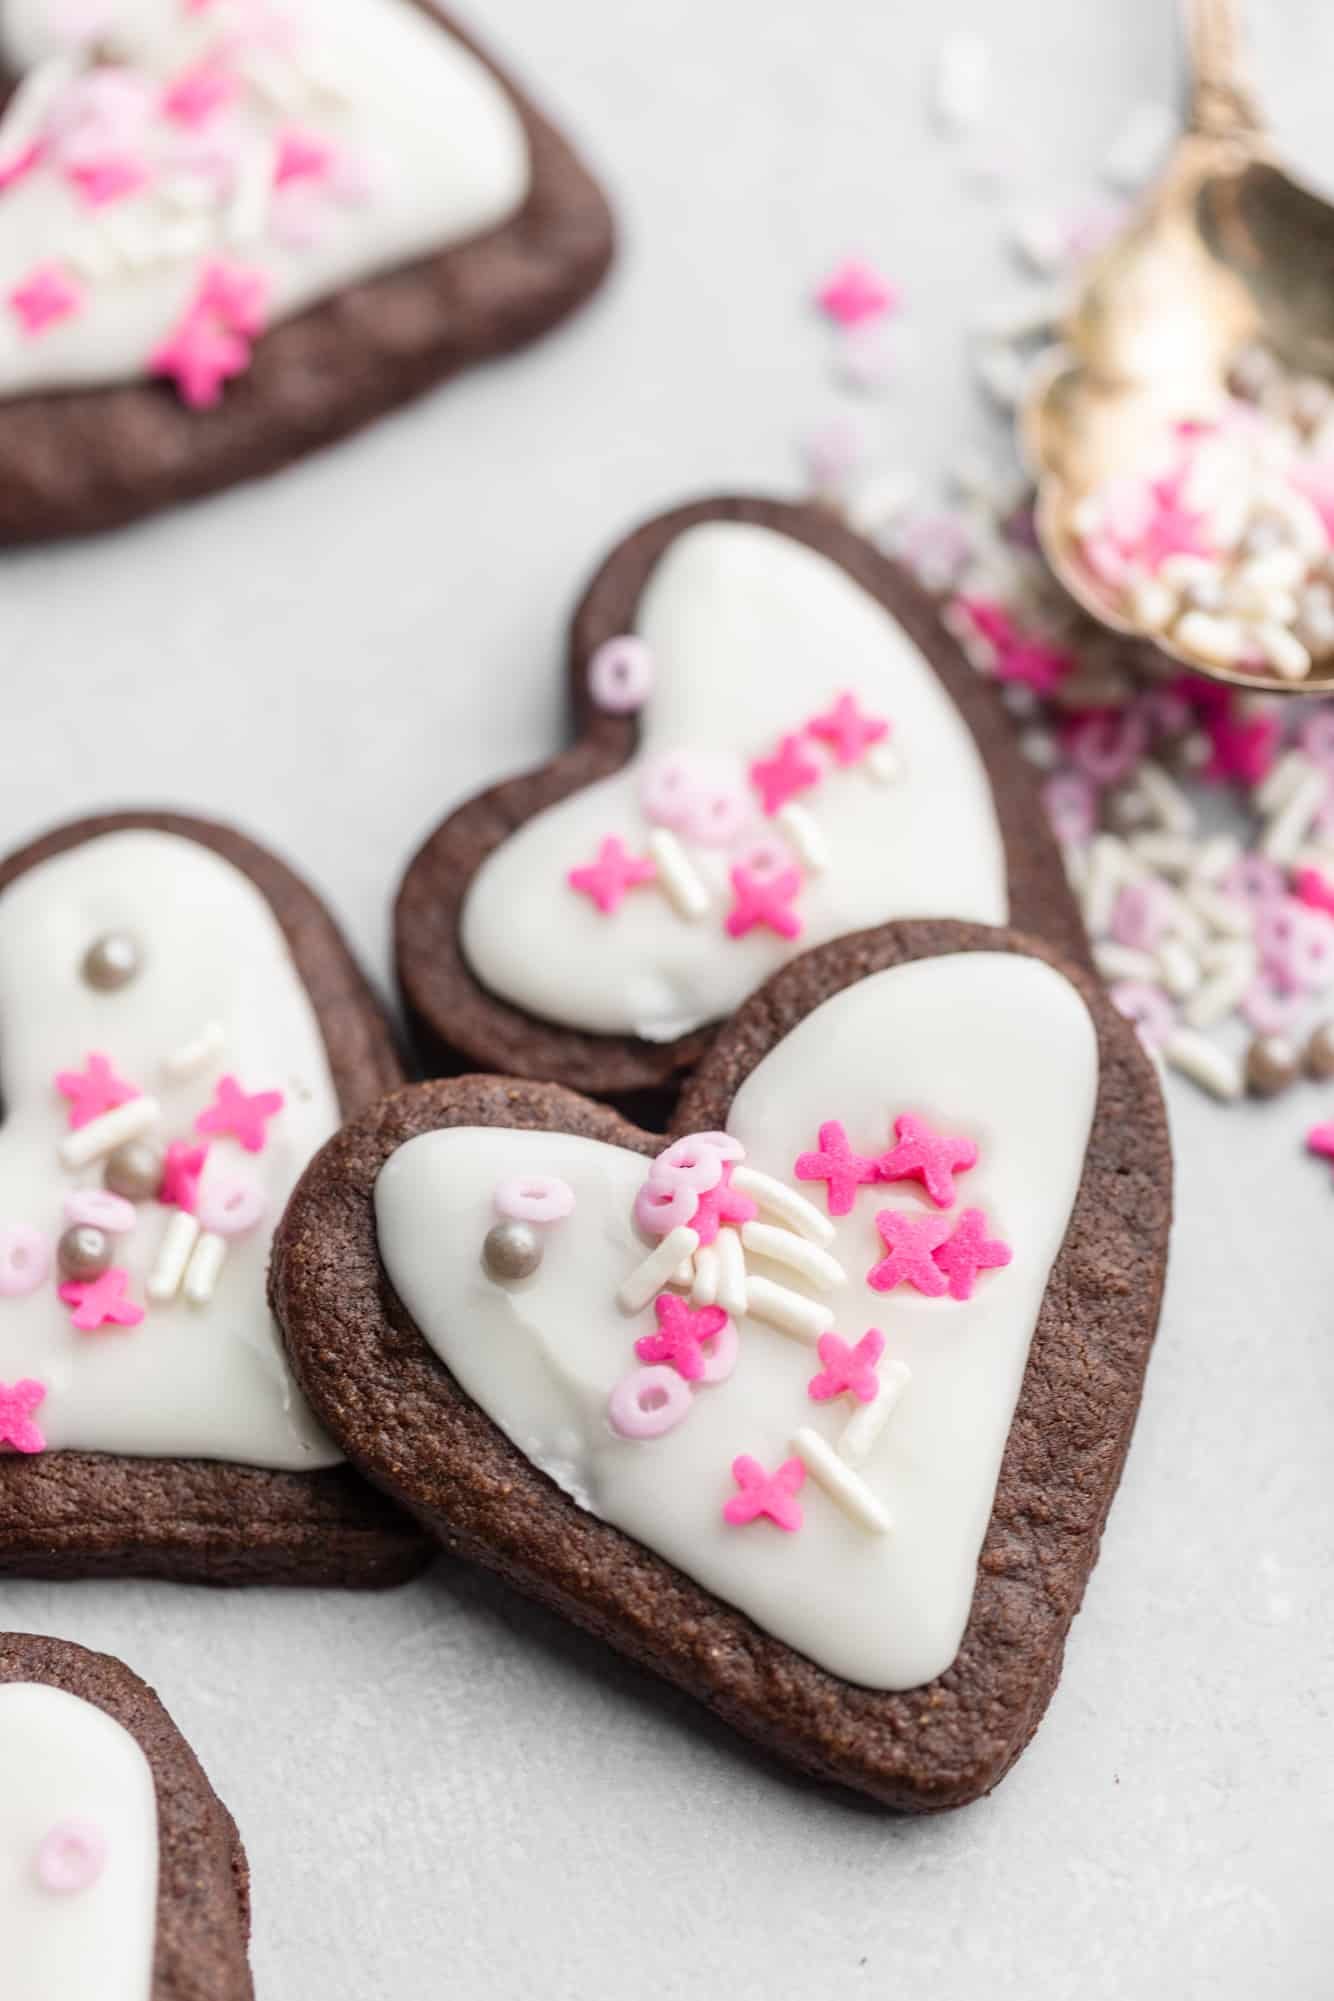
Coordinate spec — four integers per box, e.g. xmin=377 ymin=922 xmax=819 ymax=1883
xmin=1023 ymin=0 xmax=1334 ymax=694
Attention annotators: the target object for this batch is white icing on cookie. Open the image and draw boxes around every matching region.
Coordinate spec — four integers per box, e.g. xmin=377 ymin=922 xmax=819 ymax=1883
xmin=0 ymin=829 xmax=341 ymax=1467
xmin=375 ymin=952 xmax=1097 ymax=1690
xmin=0 ymin=1683 xmax=157 ymax=2001
xmin=461 ymin=522 xmax=1009 ymax=1041
xmin=0 ymin=0 xmax=529 ymax=398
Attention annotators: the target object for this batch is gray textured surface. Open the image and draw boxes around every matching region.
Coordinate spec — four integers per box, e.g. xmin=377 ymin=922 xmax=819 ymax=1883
xmin=1 ymin=2 xmax=1331 ymax=1995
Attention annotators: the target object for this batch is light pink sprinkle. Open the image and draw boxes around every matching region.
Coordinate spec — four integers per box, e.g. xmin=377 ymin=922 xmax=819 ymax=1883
xmin=9 ymin=264 xmax=82 ymax=336
xmin=1108 ymin=980 xmax=1176 ymax=1053
xmin=815 ymin=258 xmax=899 ymax=328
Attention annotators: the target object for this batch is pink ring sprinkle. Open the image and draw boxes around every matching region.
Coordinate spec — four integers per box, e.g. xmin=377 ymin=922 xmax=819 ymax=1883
xmin=588 ymin=635 xmax=654 ymax=714
xmin=607 ymin=1365 xmax=691 ymax=1439
xmin=651 ymin=1137 xmax=724 ymax=1193
xmin=494 ymin=1175 xmax=576 ymax=1225
xmin=633 ymin=1177 xmax=697 ymax=1238
xmin=1108 ymin=980 xmax=1176 ymax=1053
xmin=36 ymin=1818 xmax=107 ymax=1895
xmin=0 ymin=1224 xmax=52 ymax=1297
xmin=681 ymin=1129 xmax=744 ymax=1164
xmin=63 ymin=1189 xmax=136 ymax=1235
xmin=196 ymin=1174 xmax=267 ymax=1238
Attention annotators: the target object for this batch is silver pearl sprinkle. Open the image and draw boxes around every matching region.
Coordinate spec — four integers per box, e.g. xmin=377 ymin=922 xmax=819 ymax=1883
xmin=104 ymin=1139 xmax=164 ymax=1203
xmin=482 ymin=1219 xmax=542 ymax=1282
xmin=82 ymin=931 xmax=142 ymax=992
xmin=57 ymin=1224 xmax=112 ymax=1282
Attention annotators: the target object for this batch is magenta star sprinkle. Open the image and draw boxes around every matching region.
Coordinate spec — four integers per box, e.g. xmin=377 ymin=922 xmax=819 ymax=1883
xmin=932 ymin=1209 xmax=1012 ymax=1301
xmin=749 ymin=734 xmax=821 ymax=816
xmin=159 ymin=1140 xmax=208 ymax=1212
xmin=0 ymin=1378 xmax=47 ymax=1455
xmin=689 ymin=1165 xmax=758 ymax=1246
xmin=877 ymin=1113 xmax=978 ymax=1209
xmin=634 ymin=1295 xmax=729 ymax=1383
xmin=1308 ymin=1122 xmax=1334 ymax=1166
xmin=55 ymin=1053 xmax=139 ymax=1130
xmin=807 ymin=1329 xmax=884 ymax=1404
xmin=794 ymin=1120 xmax=880 ymax=1216
xmin=815 ymin=259 xmax=899 ymax=328
xmin=867 ymin=1210 xmax=951 ymax=1296
xmin=806 ymin=692 xmax=890 ymax=766
xmin=196 ymin=1076 xmax=284 ymax=1154
xmin=723 ymin=1454 xmax=806 ymax=1532
xmin=568 ymin=836 xmax=656 ymax=914
xmin=1296 ymin=867 xmax=1334 ymax=920
xmin=59 ymin=1268 xmax=143 ymax=1332
xmin=725 ymin=865 xmax=803 ymax=942
xmin=149 ymin=260 xmax=268 ymax=409
xmin=9 ymin=263 xmax=83 ymax=336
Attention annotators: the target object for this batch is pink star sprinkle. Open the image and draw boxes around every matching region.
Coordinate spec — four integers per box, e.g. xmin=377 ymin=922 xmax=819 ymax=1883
xmin=932 ymin=1209 xmax=1012 ymax=1301
xmin=877 ymin=1113 xmax=978 ymax=1209
xmin=794 ymin=1120 xmax=880 ymax=1216
xmin=725 ymin=865 xmax=803 ymax=942
xmin=689 ymin=1165 xmax=758 ymax=1247
xmin=806 ymin=692 xmax=890 ymax=766
xmin=149 ymin=261 xmax=268 ymax=408
xmin=162 ymin=63 xmax=239 ymax=127
xmin=749 ymin=734 xmax=821 ymax=816
xmin=1295 ymin=867 xmax=1334 ymax=920
xmin=1308 ymin=1122 xmax=1334 ymax=1166
xmin=67 ymin=155 xmax=149 ymax=206
xmin=723 ymin=1454 xmax=806 ymax=1532
xmin=159 ymin=1140 xmax=208 ymax=1212
xmin=9 ymin=264 xmax=82 ymax=335
xmin=196 ymin=1075 xmax=284 ymax=1153
xmin=274 ymin=128 xmax=336 ymax=187
xmin=55 ymin=1053 xmax=139 ymax=1130
xmin=867 ymin=1210 xmax=951 ymax=1296
xmin=568 ymin=836 xmax=656 ymax=914
xmin=0 ymin=1379 xmax=47 ymax=1455
xmin=815 ymin=259 xmax=899 ymax=328
xmin=59 ymin=1268 xmax=143 ymax=1332
xmin=808 ymin=1329 xmax=884 ymax=1405
xmin=634 ymin=1294 xmax=730 ymax=1383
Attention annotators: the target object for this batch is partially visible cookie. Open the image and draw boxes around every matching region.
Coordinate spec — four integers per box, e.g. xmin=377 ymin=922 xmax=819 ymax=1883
xmin=0 ymin=1 xmax=614 ymax=541
xmin=396 ymin=495 xmax=1086 ymax=1107
xmin=0 ymin=809 xmax=427 ymax=1585
xmin=276 ymin=919 xmax=1172 ymax=1810
xmin=0 ymin=1630 xmax=252 ymax=2000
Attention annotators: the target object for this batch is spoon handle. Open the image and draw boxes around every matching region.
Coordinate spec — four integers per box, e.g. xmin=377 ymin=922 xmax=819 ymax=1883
xmin=1184 ymin=0 xmax=1264 ymax=138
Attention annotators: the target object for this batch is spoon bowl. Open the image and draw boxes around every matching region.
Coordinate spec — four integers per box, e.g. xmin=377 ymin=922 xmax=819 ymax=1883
xmin=1024 ymin=0 xmax=1334 ymax=693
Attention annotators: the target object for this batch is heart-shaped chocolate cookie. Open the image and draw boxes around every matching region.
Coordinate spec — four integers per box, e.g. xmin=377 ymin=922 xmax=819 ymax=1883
xmin=0 ymin=1 xmax=613 ymax=541
xmin=276 ymin=919 xmax=1171 ymax=1809
xmin=0 ymin=1630 xmax=253 ymax=1999
xmin=0 ymin=809 xmax=427 ymax=1585
xmin=396 ymin=497 xmax=1086 ymax=1108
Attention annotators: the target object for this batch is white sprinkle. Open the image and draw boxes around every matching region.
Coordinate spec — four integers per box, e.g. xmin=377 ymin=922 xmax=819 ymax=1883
xmin=776 ymin=803 xmax=830 ymax=874
xmin=1128 ymin=830 xmax=1197 ymax=877
xmin=1189 ymin=833 xmax=1242 ymax=885
xmin=1163 ymin=1029 xmax=1243 ymax=1100
xmin=671 ymin=1256 xmax=695 ymax=1288
xmin=59 ymin=1096 xmax=161 ymax=1172
xmin=865 ymin=741 xmax=901 ymax=784
xmin=1188 ymin=884 xmax=1252 ymax=939
xmin=618 ymin=1226 xmax=699 ymax=1313
xmin=934 ymin=29 xmax=989 ymax=135
xmin=728 ymin=1166 xmax=835 ymax=1245
xmin=1159 ymin=554 xmax=1219 ymax=592
xmin=226 ymin=134 xmax=275 ymax=243
xmin=1255 ymin=749 xmax=1315 ymax=816
xmin=1252 ymin=622 xmax=1312 ymax=682
xmin=647 ymin=829 xmax=710 ymax=920
xmin=1081 ymin=833 xmax=1139 ymax=934
xmin=1135 ymin=762 xmax=1195 ymax=835
xmin=1127 ymin=571 xmax=1178 ymax=632
xmin=183 ymin=1231 xmax=226 ymax=1307
xmin=1157 ymin=937 xmax=1200 ymax=1000
xmin=147 ymin=1211 xmax=201 ymax=1304
xmin=0 ymin=56 xmax=75 ymax=157
xmin=744 ymin=1277 xmax=833 ymax=1345
xmin=839 ymin=1361 xmax=913 ymax=1463
xmin=1260 ymin=763 xmax=1328 ymax=865
xmin=740 ymin=1221 xmax=846 ymax=1292
xmin=1173 ymin=610 xmax=1247 ymax=665
xmin=162 ymin=1020 xmax=226 ymax=1084
xmin=1183 ymin=945 xmax=1257 ymax=1029
xmin=1095 ymin=942 xmax=1159 ymax=983
xmin=793 ymin=1427 xmax=892 ymax=1535
xmin=690 ymin=1245 xmax=720 ymax=1308
xmin=845 ymin=468 xmax=916 ymax=538
xmin=1102 ymin=101 xmax=1175 ymax=188
xmin=715 ymin=1227 xmax=748 ymax=1317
